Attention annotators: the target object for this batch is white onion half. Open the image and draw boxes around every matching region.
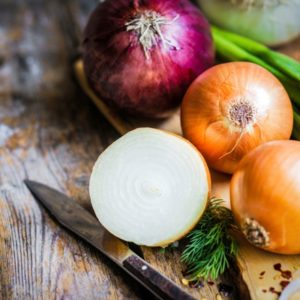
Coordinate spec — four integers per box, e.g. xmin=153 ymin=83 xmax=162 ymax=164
xmin=89 ymin=128 xmax=211 ymax=247
xmin=279 ymin=278 xmax=300 ymax=300
xmin=198 ymin=0 xmax=300 ymax=46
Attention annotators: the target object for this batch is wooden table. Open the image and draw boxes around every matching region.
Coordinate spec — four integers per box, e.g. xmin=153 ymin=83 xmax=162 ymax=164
xmin=1 ymin=1 xmax=300 ymax=299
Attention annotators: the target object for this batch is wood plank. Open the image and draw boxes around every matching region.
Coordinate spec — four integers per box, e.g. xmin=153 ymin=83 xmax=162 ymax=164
xmin=0 ymin=1 xmax=144 ymax=299
xmin=2 ymin=0 xmax=300 ymax=299
xmin=74 ymin=32 xmax=300 ymax=300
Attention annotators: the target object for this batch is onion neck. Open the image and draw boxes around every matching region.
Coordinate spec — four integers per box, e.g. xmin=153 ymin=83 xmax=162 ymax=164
xmin=227 ymin=99 xmax=257 ymax=131
xmin=242 ymin=218 xmax=270 ymax=248
xmin=230 ymin=0 xmax=287 ymax=9
xmin=217 ymin=99 xmax=257 ymax=159
xmin=126 ymin=10 xmax=179 ymax=59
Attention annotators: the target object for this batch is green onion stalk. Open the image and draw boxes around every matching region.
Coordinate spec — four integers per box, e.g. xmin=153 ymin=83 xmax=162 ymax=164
xmin=293 ymin=106 xmax=300 ymax=140
xmin=212 ymin=26 xmax=300 ymax=140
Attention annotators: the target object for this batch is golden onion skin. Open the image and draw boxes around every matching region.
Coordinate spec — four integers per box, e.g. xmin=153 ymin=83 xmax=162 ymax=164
xmin=181 ymin=62 xmax=293 ymax=174
xmin=230 ymin=140 xmax=300 ymax=254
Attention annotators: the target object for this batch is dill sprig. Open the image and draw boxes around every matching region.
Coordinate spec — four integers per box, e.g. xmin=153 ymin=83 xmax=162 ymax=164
xmin=181 ymin=198 xmax=238 ymax=281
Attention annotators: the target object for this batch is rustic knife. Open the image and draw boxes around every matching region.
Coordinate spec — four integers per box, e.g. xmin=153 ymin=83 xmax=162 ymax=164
xmin=24 ymin=180 xmax=195 ymax=300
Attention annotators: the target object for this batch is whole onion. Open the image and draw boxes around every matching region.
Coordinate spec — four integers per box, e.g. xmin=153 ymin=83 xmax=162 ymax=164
xmin=231 ymin=140 xmax=300 ymax=254
xmin=181 ymin=62 xmax=293 ymax=174
xmin=83 ymin=0 xmax=214 ymax=118
xmin=198 ymin=0 xmax=300 ymax=47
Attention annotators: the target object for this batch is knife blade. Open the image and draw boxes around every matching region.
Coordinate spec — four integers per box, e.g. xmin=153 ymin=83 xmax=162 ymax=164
xmin=24 ymin=180 xmax=195 ymax=300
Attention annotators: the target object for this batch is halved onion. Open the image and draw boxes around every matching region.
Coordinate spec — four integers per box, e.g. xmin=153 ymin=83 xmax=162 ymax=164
xmin=89 ymin=128 xmax=211 ymax=247
xmin=279 ymin=278 xmax=300 ymax=300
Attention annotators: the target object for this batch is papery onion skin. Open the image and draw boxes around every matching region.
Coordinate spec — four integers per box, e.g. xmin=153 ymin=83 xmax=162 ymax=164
xmin=83 ymin=0 xmax=214 ymax=118
xmin=198 ymin=0 xmax=300 ymax=46
xmin=230 ymin=140 xmax=300 ymax=255
xmin=89 ymin=128 xmax=211 ymax=247
xmin=181 ymin=62 xmax=293 ymax=174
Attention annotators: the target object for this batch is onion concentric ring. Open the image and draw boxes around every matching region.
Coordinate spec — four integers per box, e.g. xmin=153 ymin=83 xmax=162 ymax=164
xmin=90 ymin=128 xmax=211 ymax=247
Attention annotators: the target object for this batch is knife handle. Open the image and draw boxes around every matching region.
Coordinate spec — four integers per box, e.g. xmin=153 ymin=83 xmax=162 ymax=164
xmin=123 ymin=254 xmax=195 ymax=300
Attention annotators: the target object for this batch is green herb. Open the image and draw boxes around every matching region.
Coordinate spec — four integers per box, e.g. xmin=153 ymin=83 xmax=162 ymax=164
xmin=293 ymin=123 xmax=300 ymax=140
xmin=159 ymin=241 xmax=179 ymax=254
xmin=181 ymin=198 xmax=238 ymax=281
xmin=293 ymin=107 xmax=300 ymax=140
xmin=159 ymin=247 xmax=167 ymax=254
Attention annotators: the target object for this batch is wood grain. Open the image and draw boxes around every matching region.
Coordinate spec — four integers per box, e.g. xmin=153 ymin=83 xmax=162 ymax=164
xmin=0 ymin=1 xmax=142 ymax=299
xmin=1 ymin=0 xmax=299 ymax=299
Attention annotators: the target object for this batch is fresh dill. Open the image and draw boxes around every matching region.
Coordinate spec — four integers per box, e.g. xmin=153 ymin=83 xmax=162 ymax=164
xmin=181 ymin=198 xmax=238 ymax=281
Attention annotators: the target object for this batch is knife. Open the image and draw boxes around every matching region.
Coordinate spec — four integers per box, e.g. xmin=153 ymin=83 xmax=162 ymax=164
xmin=24 ymin=180 xmax=195 ymax=300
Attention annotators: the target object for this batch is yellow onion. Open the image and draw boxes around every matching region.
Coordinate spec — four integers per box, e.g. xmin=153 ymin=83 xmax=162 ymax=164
xmin=181 ymin=62 xmax=293 ymax=174
xmin=231 ymin=140 xmax=300 ymax=254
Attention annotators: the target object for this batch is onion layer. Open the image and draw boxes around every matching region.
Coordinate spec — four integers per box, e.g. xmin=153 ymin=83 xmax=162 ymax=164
xmin=89 ymin=128 xmax=211 ymax=247
xmin=181 ymin=62 xmax=293 ymax=174
xmin=83 ymin=0 xmax=214 ymax=118
xmin=198 ymin=0 xmax=300 ymax=46
xmin=231 ymin=140 xmax=300 ymax=254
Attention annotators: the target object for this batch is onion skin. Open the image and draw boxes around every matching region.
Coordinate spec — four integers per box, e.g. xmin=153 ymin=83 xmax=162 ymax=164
xmin=198 ymin=0 xmax=300 ymax=47
xmin=181 ymin=62 xmax=293 ymax=174
xmin=231 ymin=140 xmax=300 ymax=255
xmin=83 ymin=0 xmax=214 ymax=118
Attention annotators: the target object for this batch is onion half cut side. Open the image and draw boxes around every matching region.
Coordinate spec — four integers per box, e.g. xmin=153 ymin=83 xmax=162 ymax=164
xmin=89 ymin=128 xmax=211 ymax=247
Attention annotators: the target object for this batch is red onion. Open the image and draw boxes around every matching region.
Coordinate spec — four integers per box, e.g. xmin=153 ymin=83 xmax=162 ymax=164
xmin=83 ymin=0 xmax=214 ymax=118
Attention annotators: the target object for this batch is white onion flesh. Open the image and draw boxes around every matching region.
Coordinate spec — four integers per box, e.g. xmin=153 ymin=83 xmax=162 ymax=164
xmin=198 ymin=0 xmax=300 ymax=46
xmin=89 ymin=128 xmax=210 ymax=247
xmin=279 ymin=278 xmax=300 ymax=300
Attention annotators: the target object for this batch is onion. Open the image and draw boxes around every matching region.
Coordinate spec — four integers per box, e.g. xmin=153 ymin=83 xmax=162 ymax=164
xmin=279 ymin=278 xmax=300 ymax=300
xmin=181 ymin=62 xmax=293 ymax=174
xmin=89 ymin=128 xmax=211 ymax=246
xmin=231 ymin=140 xmax=300 ymax=254
xmin=198 ymin=0 xmax=300 ymax=46
xmin=83 ymin=0 xmax=214 ymax=118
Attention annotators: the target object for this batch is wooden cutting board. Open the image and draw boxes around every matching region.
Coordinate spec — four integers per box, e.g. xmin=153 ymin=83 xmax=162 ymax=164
xmin=75 ymin=59 xmax=300 ymax=300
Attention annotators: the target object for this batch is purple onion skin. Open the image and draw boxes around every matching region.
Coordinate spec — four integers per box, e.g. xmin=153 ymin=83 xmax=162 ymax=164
xmin=83 ymin=0 xmax=214 ymax=118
